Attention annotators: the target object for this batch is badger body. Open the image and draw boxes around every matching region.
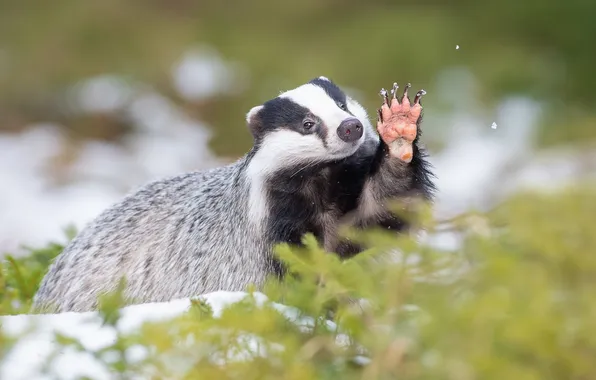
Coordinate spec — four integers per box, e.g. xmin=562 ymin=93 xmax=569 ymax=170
xmin=33 ymin=77 xmax=435 ymax=313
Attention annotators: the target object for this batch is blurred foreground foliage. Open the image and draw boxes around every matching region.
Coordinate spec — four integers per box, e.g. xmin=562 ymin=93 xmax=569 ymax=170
xmin=1 ymin=185 xmax=596 ymax=379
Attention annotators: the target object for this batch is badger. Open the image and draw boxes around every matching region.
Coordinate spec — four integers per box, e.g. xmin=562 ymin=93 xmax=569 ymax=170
xmin=32 ymin=77 xmax=435 ymax=313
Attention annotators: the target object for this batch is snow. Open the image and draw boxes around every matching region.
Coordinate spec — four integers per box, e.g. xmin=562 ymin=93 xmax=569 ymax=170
xmin=425 ymin=70 xmax=544 ymax=218
xmin=491 ymin=121 xmax=498 ymax=129
xmin=69 ymin=75 xmax=134 ymax=114
xmin=0 ymin=296 xmax=192 ymax=380
xmin=0 ymin=49 xmax=228 ymax=256
xmin=0 ymin=291 xmax=352 ymax=380
xmin=171 ymin=45 xmax=249 ymax=101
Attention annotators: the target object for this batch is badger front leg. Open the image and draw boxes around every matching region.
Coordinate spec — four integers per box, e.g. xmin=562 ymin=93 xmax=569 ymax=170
xmin=353 ymin=82 xmax=435 ymax=233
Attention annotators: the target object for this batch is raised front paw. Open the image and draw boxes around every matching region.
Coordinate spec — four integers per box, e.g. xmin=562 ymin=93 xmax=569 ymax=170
xmin=377 ymin=82 xmax=426 ymax=163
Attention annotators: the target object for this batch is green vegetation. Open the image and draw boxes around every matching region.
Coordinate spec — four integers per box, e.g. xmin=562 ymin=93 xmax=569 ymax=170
xmin=2 ymin=185 xmax=596 ymax=379
xmin=0 ymin=230 xmax=69 ymax=314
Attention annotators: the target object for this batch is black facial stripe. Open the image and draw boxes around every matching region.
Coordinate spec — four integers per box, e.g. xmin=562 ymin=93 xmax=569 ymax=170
xmin=259 ymin=97 xmax=310 ymax=131
xmin=316 ymin=123 xmax=328 ymax=148
xmin=309 ymin=77 xmax=348 ymax=110
xmin=251 ymin=97 xmax=329 ymax=143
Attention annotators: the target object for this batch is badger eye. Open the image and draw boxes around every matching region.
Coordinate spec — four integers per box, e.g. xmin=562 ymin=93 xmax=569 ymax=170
xmin=303 ymin=121 xmax=315 ymax=129
xmin=337 ymin=102 xmax=347 ymax=110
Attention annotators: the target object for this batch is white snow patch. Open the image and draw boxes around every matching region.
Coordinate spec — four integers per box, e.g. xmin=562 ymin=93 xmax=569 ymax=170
xmin=70 ymin=75 xmax=134 ymax=114
xmin=171 ymin=46 xmax=249 ymax=101
xmin=0 ymin=297 xmax=193 ymax=380
xmin=0 ymin=292 xmax=352 ymax=379
xmin=425 ymin=69 xmax=544 ymax=218
xmin=0 ymin=76 xmax=226 ymax=255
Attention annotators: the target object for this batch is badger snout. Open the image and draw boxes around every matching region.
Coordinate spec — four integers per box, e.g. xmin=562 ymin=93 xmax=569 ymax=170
xmin=337 ymin=118 xmax=363 ymax=143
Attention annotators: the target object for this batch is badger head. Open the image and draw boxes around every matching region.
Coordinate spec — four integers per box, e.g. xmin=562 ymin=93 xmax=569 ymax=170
xmin=244 ymin=77 xmax=377 ymax=226
xmin=245 ymin=76 xmax=375 ymax=172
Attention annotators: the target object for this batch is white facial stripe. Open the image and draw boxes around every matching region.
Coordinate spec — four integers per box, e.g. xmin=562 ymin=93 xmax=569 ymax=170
xmin=251 ymin=129 xmax=328 ymax=173
xmin=246 ymin=129 xmax=327 ymax=227
xmin=280 ymin=84 xmax=349 ymax=128
xmin=280 ymin=84 xmax=365 ymax=155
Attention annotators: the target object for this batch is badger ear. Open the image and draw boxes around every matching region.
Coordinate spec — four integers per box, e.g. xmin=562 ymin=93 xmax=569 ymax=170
xmin=246 ymin=105 xmax=263 ymax=125
xmin=246 ymin=105 xmax=264 ymax=139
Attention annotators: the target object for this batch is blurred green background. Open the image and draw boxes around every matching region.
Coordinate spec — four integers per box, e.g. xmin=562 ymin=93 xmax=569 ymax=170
xmin=1 ymin=0 xmax=595 ymax=158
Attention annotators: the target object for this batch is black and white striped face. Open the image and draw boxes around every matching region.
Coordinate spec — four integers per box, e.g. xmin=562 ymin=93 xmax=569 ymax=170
xmin=246 ymin=77 xmax=374 ymax=169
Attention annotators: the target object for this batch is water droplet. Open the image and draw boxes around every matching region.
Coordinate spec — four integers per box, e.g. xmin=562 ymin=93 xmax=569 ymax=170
xmin=491 ymin=122 xmax=498 ymax=129
xmin=456 ymin=45 xmax=460 ymax=50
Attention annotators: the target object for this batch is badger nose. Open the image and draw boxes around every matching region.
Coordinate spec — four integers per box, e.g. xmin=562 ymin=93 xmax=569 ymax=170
xmin=337 ymin=118 xmax=363 ymax=142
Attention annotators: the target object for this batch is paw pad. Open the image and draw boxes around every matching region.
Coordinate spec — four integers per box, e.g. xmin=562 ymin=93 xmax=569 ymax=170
xmin=377 ymin=82 xmax=425 ymax=163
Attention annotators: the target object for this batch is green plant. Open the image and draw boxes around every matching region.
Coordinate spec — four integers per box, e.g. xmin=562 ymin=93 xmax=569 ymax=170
xmin=0 ymin=225 xmax=74 ymax=315
xmin=1 ymin=186 xmax=595 ymax=379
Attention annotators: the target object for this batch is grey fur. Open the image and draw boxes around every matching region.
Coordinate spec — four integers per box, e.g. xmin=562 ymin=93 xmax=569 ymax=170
xmin=33 ymin=160 xmax=272 ymax=312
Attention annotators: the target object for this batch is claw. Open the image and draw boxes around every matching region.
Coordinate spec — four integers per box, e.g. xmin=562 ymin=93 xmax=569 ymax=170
xmin=390 ymin=82 xmax=399 ymax=99
xmin=402 ymin=83 xmax=411 ymax=101
xmin=379 ymin=88 xmax=390 ymax=106
xmin=414 ymin=89 xmax=426 ymax=105
xmin=377 ymin=108 xmax=383 ymax=122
